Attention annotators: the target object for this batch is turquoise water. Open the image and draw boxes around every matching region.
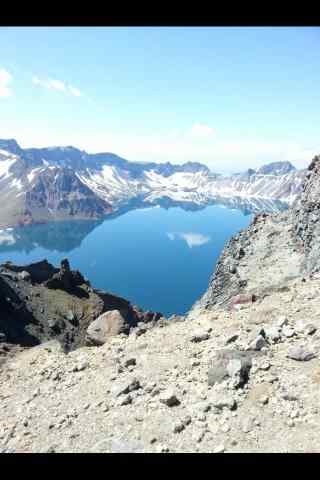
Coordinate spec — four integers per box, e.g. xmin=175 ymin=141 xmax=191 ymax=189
xmin=0 ymin=205 xmax=253 ymax=316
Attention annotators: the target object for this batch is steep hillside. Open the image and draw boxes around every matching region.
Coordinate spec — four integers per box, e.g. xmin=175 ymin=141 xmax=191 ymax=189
xmin=292 ymin=155 xmax=320 ymax=275
xmin=192 ymin=155 xmax=320 ymax=314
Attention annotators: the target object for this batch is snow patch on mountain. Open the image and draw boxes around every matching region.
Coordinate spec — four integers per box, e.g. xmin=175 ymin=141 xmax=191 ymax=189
xmin=0 ymin=157 xmax=16 ymax=179
xmin=10 ymin=178 xmax=23 ymax=190
xmin=0 ymin=138 xmax=309 ymax=227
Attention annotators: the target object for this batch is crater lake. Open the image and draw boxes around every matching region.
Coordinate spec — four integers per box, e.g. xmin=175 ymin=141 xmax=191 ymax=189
xmin=0 ymin=200 xmax=288 ymax=316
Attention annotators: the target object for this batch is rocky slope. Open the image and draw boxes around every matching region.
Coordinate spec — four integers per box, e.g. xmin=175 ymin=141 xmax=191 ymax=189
xmin=292 ymin=155 xmax=320 ymax=275
xmin=0 ymin=138 xmax=306 ymax=228
xmin=193 ymin=155 xmax=320 ymax=314
xmin=192 ymin=210 xmax=302 ymax=312
xmin=1 ymin=274 xmax=320 ymax=453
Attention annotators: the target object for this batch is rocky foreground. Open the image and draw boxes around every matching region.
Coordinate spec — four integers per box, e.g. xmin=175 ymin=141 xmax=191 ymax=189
xmin=0 ymin=155 xmax=320 ymax=453
xmin=1 ymin=273 xmax=320 ymax=453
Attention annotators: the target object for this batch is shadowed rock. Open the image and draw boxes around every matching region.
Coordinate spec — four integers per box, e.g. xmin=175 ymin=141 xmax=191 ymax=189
xmin=45 ymin=258 xmax=87 ymax=293
xmin=0 ymin=258 xmax=163 ymax=358
xmin=208 ymin=349 xmax=265 ymax=387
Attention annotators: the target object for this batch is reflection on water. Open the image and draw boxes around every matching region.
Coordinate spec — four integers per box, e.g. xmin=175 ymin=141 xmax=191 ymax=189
xmin=0 ymin=197 xmax=289 ymax=316
xmin=167 ymin=232 xmax=211 ymax=248
xmin=0 ymin=219 xmax=102 ymax=253
xmin=114 ymin=194 xmax=289 ymax=218
xmin=0 ymin=196 xmax=288 ymax=255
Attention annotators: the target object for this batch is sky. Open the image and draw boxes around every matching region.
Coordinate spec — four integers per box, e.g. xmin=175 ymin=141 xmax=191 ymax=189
xmin=0 ymin=27 xmax=319 ymax=173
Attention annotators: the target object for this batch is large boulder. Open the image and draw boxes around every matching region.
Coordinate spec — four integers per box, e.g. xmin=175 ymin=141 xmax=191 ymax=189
xmin=86 ymin=310 xmax=129 ymax=346
xmin=208 ymin=349 xmax=264 ymax=388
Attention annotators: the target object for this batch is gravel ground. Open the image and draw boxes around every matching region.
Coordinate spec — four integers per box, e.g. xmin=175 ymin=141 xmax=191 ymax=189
xmin=1 ymin=275 xmax=320 ymax=453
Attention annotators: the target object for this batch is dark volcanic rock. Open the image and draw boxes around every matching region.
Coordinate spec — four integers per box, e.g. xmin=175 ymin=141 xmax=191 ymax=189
xmin=0 ymin=258 xmax=163 ymax=357
xmin=45 ymin=258 xmax=87 ymax=292
xmin=1 ymin=259 xmax=58 ymax=284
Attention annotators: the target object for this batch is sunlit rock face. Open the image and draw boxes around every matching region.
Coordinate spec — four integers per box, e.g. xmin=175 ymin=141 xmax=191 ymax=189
xmin=292 ymin=155 xmax=320 ymax=274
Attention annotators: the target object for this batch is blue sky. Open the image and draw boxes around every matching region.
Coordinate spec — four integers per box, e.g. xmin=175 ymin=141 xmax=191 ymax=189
xmin=0 ymin=27 xmax=319 ymax=172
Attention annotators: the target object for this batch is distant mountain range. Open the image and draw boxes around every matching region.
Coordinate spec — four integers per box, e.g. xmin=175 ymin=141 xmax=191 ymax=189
xmin=0 ymin=138 xmax=307 ymax=228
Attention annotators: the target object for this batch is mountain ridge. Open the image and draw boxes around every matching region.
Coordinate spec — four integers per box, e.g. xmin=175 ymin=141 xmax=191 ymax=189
xmin=0 ymin=138 xmax=307 ymax=228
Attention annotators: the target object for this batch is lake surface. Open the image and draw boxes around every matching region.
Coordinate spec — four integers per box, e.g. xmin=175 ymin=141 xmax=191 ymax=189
xmin=0 ymin=204 xmax=256 ymax=316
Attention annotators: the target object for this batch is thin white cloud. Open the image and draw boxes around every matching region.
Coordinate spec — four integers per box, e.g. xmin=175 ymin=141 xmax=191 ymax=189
xmin=32 ymin=76 xmax=41 ymax=85
xmin=32 ymin=75 xmax=82 ymax=97
xmin=68 ymin=86 xmax=82 ymax=97
xmin=48 ymin=79 xmax=66 ymax=92
xmin=0 ymin=69 xmax=13 ymax=98
xmin=190 ymin=123 xmax=215 ymax=138
xmin=167 ymin=232 xmax=211 ymax=248
xmin=32 ymin=76 xmax=65 ymax=91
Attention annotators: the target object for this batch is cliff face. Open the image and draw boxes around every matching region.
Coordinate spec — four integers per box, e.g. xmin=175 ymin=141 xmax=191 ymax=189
xmin=292 ymin=156 xmax=320 ymax=274
xmin=25 ymin=167 xmax=112 ymax=223
xmin=193 ymin=155 xmax=320 ymax=313
xmin=0 ymin=149 xmax=112 ymax=228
